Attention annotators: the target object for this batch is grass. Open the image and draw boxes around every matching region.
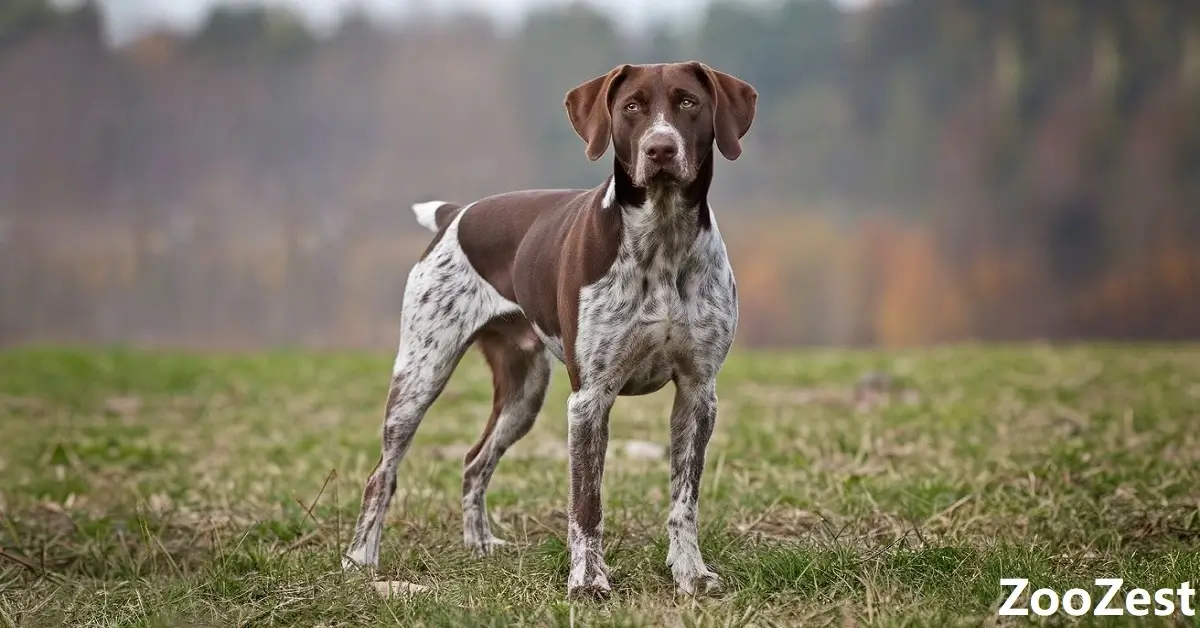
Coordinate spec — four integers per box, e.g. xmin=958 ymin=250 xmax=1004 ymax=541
xmin=1 ymin=344 xmax=1199 ymax=626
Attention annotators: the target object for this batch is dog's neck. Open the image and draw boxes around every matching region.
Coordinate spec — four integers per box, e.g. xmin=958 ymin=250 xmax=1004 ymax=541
xmin=602 ymin=153 xmax=715 ymax=263
xmin=607 ymin=152 xmax=714 ymax=232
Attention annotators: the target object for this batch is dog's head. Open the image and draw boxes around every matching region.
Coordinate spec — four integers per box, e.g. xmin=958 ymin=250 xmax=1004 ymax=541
xmin=564 ymin=62 xmax=757 ymax=189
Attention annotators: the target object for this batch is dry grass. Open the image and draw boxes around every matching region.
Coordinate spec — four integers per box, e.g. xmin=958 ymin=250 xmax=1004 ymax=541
xmin=1 ymin=344 xmax=1198 ymax=626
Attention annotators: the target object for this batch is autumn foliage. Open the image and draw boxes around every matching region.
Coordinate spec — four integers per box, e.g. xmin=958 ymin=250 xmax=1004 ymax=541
xmin=0 ymin=1 xmax=1197 ymax=349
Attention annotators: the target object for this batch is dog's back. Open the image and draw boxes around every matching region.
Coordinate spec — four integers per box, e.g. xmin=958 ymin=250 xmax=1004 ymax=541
xmin=346 ymin=61 xmax=757 ymax=600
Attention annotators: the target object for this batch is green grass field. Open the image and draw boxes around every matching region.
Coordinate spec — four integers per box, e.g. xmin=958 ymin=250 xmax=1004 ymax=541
xmin=1 ymin=345 xmax=1198 ymax=626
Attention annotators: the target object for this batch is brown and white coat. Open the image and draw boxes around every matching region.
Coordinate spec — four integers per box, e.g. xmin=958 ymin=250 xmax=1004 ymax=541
xmin=343 ymin=62 xmax=757 ymax=599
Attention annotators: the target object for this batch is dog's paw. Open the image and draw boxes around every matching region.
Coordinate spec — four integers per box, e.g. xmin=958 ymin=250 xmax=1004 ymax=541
xmin=567 ymin=574 xmax=612 ymax=600
xmin=674 ymin=567 xmax=722 ymax=596
xmin=668 ymin=551 xmax=722 ymax=596
xmin=465 ymin=534 xmax=508 ymax=557
xmin=340 ymin=552 xmax=376 ymax=575
xmin=567 ymin=556 xmax=612 ymax=600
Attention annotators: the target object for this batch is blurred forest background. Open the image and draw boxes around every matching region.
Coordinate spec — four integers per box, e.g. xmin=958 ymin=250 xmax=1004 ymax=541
xmin=1 ymin=0 xmax=1198 ymax=349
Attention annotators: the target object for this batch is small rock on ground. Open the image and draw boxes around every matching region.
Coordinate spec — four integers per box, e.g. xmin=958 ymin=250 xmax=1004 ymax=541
xmin=619 ymin=439 xmax=666 ymax=460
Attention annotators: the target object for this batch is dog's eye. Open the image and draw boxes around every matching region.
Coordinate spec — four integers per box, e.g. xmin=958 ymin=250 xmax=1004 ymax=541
xmin=625 ymin=102 xmax=640 ymax=112
xmin=680 ymin=98 xmax=697 ymax=109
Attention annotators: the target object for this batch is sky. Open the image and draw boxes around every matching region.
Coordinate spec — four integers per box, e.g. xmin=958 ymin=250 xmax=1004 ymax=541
xmin=52 ymin=0 xmax=873 ymax=46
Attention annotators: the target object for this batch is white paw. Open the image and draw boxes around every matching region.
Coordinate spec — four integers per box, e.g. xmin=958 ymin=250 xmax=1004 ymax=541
xmin=668 ymin=552 xmax=722 ymax=596
xmin=568 ymin=556 xmax=612 ymax=600
xmin=341 ymin=550 xmax=376 ymax=575
xmin=675 ymin=567 xmax=722 ymax=596
xmin=465 ymin=534 xmax=508 ymax=557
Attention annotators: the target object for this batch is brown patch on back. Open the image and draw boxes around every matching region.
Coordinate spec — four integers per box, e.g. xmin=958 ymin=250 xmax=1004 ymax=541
xmin=457 ymin=186 xmax=624 ymax=391
xmin=458 ymin=190 xmax=581 ymax=302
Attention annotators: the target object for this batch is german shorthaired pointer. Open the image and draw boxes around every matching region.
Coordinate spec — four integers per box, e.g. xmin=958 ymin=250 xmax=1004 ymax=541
xmin=343 ymin=62 xmax=757 ymax=599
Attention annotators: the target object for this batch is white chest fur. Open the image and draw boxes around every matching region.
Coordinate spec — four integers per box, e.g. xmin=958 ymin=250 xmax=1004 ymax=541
xmin=575 ymin=199 xmax=738 ymax=395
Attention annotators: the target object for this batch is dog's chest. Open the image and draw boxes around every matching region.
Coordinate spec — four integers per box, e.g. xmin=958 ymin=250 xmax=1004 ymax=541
xmin=575 ymin=204 xmax=737 ymax=394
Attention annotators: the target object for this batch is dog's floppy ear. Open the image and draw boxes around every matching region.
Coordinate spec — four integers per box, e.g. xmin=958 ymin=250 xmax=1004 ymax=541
xmin=564 ymin=65 xmax=630 ymax=161
xmin=694 ymin=63 xmax=758 ymax=161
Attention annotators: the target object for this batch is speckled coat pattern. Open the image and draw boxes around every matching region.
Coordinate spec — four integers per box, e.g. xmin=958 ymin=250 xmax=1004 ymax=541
xmin=342 ymin=61 xmax=757 ymax=599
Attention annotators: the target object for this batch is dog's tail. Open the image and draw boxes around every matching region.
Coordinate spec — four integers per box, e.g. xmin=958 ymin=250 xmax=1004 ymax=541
xmin=411 ymin=200 xmax=462 ymax=233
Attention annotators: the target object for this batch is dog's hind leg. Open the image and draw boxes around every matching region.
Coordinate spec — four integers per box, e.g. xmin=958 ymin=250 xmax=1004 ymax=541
xmin=461 ymin=322 xmax=552 ymax=555
xmin=343 ymin=219 xmax=519 ymax=572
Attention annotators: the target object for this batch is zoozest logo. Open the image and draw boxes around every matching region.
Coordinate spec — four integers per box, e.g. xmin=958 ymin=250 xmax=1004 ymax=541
xmin=999 ymin=579 xmax=1197 ymax=617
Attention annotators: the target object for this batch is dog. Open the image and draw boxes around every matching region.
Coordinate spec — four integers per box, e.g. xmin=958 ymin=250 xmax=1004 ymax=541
xmin=343 ymin=62 xmax=757 ymax=599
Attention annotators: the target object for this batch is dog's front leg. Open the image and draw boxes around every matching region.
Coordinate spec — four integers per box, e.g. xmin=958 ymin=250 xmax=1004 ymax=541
xmin=565 ymin=387 xmax=614 ymax=599
xmin=666 ymin=377 xmax=722 ymax=595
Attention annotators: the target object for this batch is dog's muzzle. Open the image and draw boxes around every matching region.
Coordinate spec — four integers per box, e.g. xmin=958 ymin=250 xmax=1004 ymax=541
xmin=635 ymin=128 xmax=688 ymax=187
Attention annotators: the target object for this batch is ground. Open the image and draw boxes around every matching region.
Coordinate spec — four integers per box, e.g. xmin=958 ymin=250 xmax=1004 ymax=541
xmin=1 ymin=344 xmax=1198 ymax=627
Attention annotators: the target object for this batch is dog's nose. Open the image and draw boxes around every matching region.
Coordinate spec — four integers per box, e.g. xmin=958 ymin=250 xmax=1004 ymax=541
xmin=643 ymin=138 xmax=678 ymax=165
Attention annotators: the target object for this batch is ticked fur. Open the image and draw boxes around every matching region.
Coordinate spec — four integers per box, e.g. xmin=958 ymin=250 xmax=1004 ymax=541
xmin=345 ymin=74 xmax=741 ymax=599
xmin=566 ymin=187 xmax=736 ymax=597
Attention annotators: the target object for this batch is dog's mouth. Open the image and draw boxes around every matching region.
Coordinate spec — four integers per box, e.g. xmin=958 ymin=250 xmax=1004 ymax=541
xmin=635 ymin=163 xmax=688 ymax=188
xmin=649 ymin=169 xmax=680 ymax=184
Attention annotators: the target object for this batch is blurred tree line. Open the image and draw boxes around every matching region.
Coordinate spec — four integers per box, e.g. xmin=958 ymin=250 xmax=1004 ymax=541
xmin=0 ymin=0 xmax=1197 ymax=348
